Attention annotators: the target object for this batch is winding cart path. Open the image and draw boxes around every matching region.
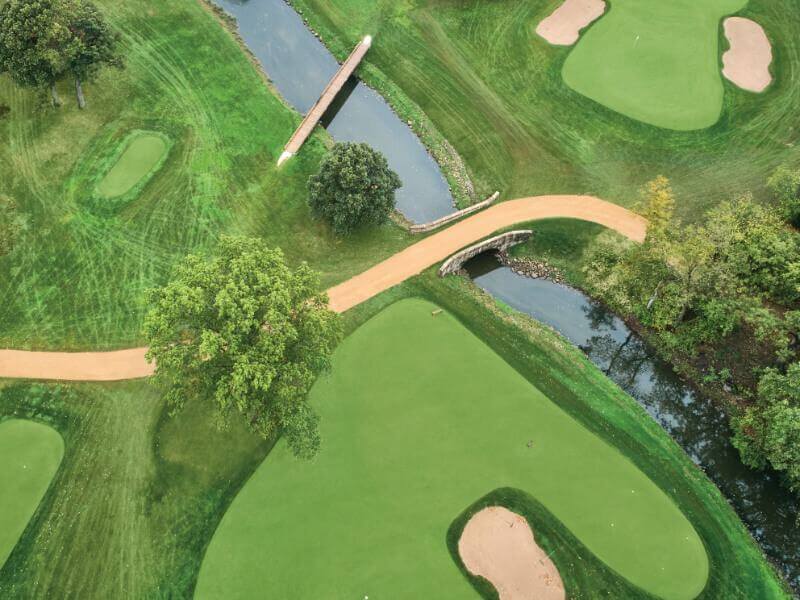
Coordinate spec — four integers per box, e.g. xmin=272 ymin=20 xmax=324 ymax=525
xmin=0 ymin=195 xmax=646 ymax=381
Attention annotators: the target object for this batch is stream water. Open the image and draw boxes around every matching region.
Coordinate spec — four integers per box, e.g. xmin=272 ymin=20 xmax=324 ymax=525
xmin=216 ymin=0 xmax=455 ymax=224
xmin=465 ymin=252 xmax=800 ymax=593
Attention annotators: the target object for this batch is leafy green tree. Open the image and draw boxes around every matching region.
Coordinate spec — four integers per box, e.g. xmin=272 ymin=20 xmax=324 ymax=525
xmin=0 ymin=0 xmax=121 ymax=109
xmin=767 ymin=164 xmax=800 ymax=227
xmin=61 ymin=0 xmax=123 ymax=109
xmin=639 ymin=175 xmax=675 ymax=242
xmin=732 ymin=363 xmax=800 ymax=492
xmin=0 ymin=195 xmax=26 ymax=257
xmin=143 ymin=236 xmax=342 ymax=459
xmin=0 ymin=0 xmax=70 ymax=105
xmin=308 ymin=142 xmax=401 ymax=235
xmin=705 ymin=196 xmax=800 ymax=303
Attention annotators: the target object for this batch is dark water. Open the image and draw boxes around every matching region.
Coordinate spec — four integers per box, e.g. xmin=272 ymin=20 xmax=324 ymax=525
xmin=466 ymin=252 xmax=800 ymax=594
xmin=216 ymin=0 xmax=455 ymax=224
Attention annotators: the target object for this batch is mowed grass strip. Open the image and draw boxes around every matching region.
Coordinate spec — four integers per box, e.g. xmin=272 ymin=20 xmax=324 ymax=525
xmin=196 ymin=298 xmax=708 ymax=600
xmin=562 ymin=0 xmax=747 ymax=130
xmin=0 ymin=419 xmax=63 ymax=569
xmin=95 ymin=131 xmax=169 ymax=198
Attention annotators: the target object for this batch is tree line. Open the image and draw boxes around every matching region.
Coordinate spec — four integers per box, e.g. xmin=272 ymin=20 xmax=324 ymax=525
xmin=583 ymin=169 xmax=800 ymax=495
xmin=0 ymin=0 xmax=122 ymax=109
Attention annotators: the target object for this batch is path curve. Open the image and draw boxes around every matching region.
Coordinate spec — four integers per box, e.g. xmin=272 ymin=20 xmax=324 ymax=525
xmin=0 ymin=195 xmax=645 ymax=381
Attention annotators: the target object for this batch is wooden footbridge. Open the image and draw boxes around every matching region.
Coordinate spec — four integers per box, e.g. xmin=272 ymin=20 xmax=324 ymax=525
xmin=277 ymin=35 xmax=373 ymax=166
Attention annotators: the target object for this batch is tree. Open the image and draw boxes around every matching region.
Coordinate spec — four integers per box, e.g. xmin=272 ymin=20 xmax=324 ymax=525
xmin=732 ymin=363 xmax=800 ymax=492
xmin=0 ymin=195 xmax=26 ymax=257
xmin=0 ymin=0 xmax=70 ymax=105
xmin=705 ymin=196 xmax=800 ymax=303
xmin=61 ymin=0 xmax=123 ymax=109
xmin=143 ymin=236 xmax=342 ymax=459
xmin=767 ymin=164 xmax=800 ymax=227
xmin=639 ymin=175 xmax=675 ymax=242
xmin=0 ymin=0 xmax=122 ymax=109
xmin=308 ymin=142 xmax=401 ymax=235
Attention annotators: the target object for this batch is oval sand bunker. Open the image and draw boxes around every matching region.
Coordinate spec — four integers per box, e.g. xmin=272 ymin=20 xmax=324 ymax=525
xmin=536 ymin=0 xmax=606 ymax=46
xmin=96 ymin=132 xmax=169 ymax=199
xmin=459 ymin=506 xmax=565 ymax=600
xmin=722 ymin=17 xmax=772 ymax=92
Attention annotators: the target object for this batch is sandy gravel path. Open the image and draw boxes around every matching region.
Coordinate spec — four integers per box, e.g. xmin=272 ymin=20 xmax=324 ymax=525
xmin=0 ymin=195 xmax=645 ymax=381
xmin=722 ymin=17 xmax=772 ymax=93
xmin=536 ymin=0 xmax=606 ymax=46
xmin=459 ymin=506 xmax=565 ymax=600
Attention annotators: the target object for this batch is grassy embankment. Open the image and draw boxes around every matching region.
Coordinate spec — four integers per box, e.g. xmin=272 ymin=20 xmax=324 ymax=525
xmin=289 ymin=0 xmax=800 ymax=220
xmin=0 ymin=0 xmax=411 ymax=351
xmin=0 ymin=272 xmax=789 ymax=597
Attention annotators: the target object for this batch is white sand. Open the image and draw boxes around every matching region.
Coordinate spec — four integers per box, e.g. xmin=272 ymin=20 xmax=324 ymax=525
xmin=458 ymin=506 xmax=565 ymax=600
xmin=722 ymin=17 xmax=773 ymax=92
xmin=536 ymin=0 xmax=606 ymax=46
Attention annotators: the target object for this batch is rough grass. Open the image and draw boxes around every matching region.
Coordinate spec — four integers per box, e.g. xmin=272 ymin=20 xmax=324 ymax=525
xmin=289 ymin=0 xmax=800 ymax=220
xmin=0 ymin=381 xmax=270 ymax=598
xmin=0 ymin=0 xmax=411 ymax=351
xmin=196 ymin=298 xmax=708 ymax=600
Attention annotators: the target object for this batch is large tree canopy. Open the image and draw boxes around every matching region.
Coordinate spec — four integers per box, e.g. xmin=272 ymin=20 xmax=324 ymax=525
xmin=143 ymin=236 xmax=342 ymax=459
xmin=308 ymin=142 xmax=401 ymax=235
xmin=0 ymin=0 xmax=69 ymax=96
xmin=733 ymin=363 xmax=800 ymax=493
xmin=0 ymin=0 xmax=121 ymax=108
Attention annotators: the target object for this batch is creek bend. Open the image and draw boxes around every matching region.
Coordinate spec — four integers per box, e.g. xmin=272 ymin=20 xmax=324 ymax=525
xmin=465 ymin=252 xmax=800 ymax=593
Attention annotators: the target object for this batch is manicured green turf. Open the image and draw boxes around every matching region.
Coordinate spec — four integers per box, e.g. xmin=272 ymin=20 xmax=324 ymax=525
xmin=0 ymin=419 xmax=63 ymax=569
xmin=95 ymin=131 xmax=168 ymax=198
xmin=562 ymin=0 xmax=747 ymax=130
xmin=0 ymin=0 xmax=410 ymax=351
xmin=196 ymin=298 xmax=708 ymax=600
xmin=0 ymin=275 xmax=787 ymax=597
xmin=289 ymin=0 xmax=800 ymax=219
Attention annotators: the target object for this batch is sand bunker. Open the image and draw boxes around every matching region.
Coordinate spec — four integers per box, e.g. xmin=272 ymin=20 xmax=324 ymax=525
xmin=536 ymin=0 xmax=606 ymax=46
xmin=722 ymin=17 xmax=772 ymax=92
xmin=458 ymin=506 xmax=565 ymax=600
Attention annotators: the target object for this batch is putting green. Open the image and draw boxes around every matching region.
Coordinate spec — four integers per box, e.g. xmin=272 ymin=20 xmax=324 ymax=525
xmin=196 ymin=299 xmax=709 ymax=599
xmin=0 ymin=419 xmax=63 ymax=568
xmin=562 ymin=0 xmax=747 ymax=130
xmin=95 ymin=132 xmax=169 ymax=198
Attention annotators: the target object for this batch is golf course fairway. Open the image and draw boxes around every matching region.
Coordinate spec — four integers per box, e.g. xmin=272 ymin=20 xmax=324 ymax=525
xmin=562 ymin=0 xmax=747 ymax=130
xmin=0 ymin=419 xmax=63 ymax=569
xmin=96 ymin=132 xmax=169 ymax=198
xmin=196 ymin=299 xmax=709 ymax=599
